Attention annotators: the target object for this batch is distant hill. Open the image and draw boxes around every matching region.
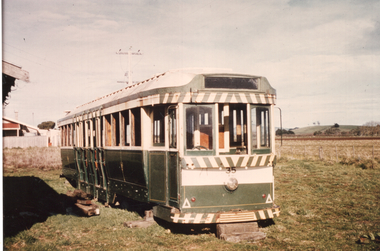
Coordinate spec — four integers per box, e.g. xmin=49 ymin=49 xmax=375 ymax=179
xmin=289 ymin=125 xmax=359 ymax=136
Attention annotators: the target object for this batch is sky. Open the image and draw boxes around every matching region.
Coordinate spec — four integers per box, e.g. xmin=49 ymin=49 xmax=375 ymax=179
xmin=2 ymin=0 xmax=380 ymax=129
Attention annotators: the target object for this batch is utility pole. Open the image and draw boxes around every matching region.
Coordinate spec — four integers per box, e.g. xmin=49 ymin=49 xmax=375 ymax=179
xmin=116 ymin=47 xmax=142 ymax=85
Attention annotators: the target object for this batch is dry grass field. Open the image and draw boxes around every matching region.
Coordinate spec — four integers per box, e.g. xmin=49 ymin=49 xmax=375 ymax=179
xmin=3 ymin=144 xmax=380 ymax=250
xmin=3 ymin=147 xmax=61 ymax=171
xmin=275 ymin=138 xmax=380 ymax=168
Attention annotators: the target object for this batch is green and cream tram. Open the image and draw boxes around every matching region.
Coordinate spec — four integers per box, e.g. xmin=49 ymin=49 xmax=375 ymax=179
xmin=58 ymin=69 xmax=280 ymax=224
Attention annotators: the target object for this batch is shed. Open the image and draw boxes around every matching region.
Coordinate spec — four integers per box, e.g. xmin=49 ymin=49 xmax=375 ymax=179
xmin=2 ymin=60 xmax=30 ymax=105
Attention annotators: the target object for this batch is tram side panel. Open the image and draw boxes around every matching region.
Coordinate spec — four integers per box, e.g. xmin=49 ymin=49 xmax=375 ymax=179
xmin=61 ymin=148 xmax=78 ymax=188
xmin=105 ymin=149 xmax=149 ymax=203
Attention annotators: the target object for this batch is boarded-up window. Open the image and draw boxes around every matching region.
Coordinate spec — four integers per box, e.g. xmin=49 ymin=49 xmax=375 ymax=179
xmin=112 ymin=113 xmax=120 ymax=146
xmin=104 ymin=115 xmax=112 ymax=146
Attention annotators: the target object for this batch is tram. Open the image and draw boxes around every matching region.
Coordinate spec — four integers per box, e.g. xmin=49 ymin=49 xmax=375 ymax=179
xmin=58 ymin=69 xmax=280 ymax=224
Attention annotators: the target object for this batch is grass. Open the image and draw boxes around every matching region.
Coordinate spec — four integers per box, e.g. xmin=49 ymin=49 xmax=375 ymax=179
xmin=3 ymin=147 xmax=61 ymax=171
xmin=3 ymin=147 xmax=380 ymax=250
xmin=276 ymin=139 xmax=380 ymax=168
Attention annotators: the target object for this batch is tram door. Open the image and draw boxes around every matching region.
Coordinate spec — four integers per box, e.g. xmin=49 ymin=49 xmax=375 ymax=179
xmin=168 ymin=108 xmax=179 ymax=207
xmin=75 ymin=118 xmax=107 ymax=200
xmin=149 ymin=107 xmax=179 ymax=207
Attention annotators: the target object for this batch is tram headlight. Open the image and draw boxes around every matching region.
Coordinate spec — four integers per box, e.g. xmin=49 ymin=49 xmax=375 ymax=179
xmin=225 ymin=177 xmax=238 ymax=191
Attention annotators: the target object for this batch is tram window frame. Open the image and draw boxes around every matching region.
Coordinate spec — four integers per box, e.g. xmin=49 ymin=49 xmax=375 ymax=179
xmin=184 ymin=104 xmax=214 ymax=155
xmin=120 ymin=110 xmax=130 ymax=146
xmin=168 ymin=107 xmax=177 ymax=149
xmin=229 ymin=104 xmax=247 ymax=153
xmin=131 ymin=108 xmax=141 ymax=147
xmin=111 ymin=112 xmax=120 ymax=146
xmin=104 ymin=114 xmax=112 ymax=146
xmin=95 ymin=117 xmax=101 ymax=147
xmin=251 ymin=105 xmax=271 ymax=152
xmin=61 ymin=126 xmax=65 ymax=146
xmin=82 ymin=121 xmax=86 ymax=147
xmin=75 ymin=122 xmax=80 ymax=147
xmin=68 ymin=124 xmax=73 ymax=146
xmin=153 ymin=106 xmax=166 ymax=146
xmin=86 ymin=120 xmax=91 ymax=147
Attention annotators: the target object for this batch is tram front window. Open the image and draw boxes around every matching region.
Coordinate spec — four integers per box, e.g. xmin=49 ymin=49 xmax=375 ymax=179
xmin=251 ymin=106 xmax=270 ymax=149
xmin=186 ymin=105 xmax=213 ymax=151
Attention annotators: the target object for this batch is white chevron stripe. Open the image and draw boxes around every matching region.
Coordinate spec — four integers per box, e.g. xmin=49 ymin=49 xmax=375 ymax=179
xmin=260 ymin=155 xmax=267 ymax=166
xmin=251 ymin=155 xmax=259 ymax=167
xmin=163 ymin=93 xmax=170 ymax=103
xmin=239 ymin=93 xmax=248 ymax=103
xmin=249 ymin=93 xmax=257 ymax=103
xmin=197 ymin=158 xmax=207 ymax=168
xmin=230 ymin=94 xmax=238 ymax=103
xmin=220 ymin=157 xmax=230 ymax=168
xmin=172 ymin=93 xmax=181 ymax=103
xmin=219 ymin=93 xmax=228 ymax=103
xmin=194 ymin=214 xmax=203 ymax=223
xmin=208 ymin=93 xmax=217 ymax=103
xmin=196 ymin=93 xmax=205 ymax=103
xmin=259 ymin=94 xmax=266 ymax=103
xmin=205 ymin=214 xmax=214 ymax=223
xmin=259 ymin=210 xmax=265 ymax=219
xmin=209 ymin=157 xmax=219 ymax=168
xmin=241 ymin=156 xmax=250 ymax=167
xmin=182 ymin=92 xmax=192 ymax=102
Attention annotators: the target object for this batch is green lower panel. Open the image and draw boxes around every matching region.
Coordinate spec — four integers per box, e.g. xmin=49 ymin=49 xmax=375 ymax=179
xmin=108 ymin=179 xmax=148 ymax=202
xmin=181 ymin=183 xmax=273 ymax=213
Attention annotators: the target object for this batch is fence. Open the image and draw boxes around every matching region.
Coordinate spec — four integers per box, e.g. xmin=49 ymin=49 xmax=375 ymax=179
xmin=3 ymin=136 xmax=49 ymax=148
xmin=276 ymin=140 xmax=380 ymax=162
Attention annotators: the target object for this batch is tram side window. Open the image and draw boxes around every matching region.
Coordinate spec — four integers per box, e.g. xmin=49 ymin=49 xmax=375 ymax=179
xmin=68 ymin=124 xmax=73 ymax=146
xmin=74 ymin=122 xmax=79 ymax=147
xmin=61 ymin=126 xmax=66 ymax=146
xmin=112 ymin=112 xmax=120 ymax=146
xmin=120 ymin=110 xmax=130 ymax=146
xmin=186 ymin=105 xmax=213 ymax=150
xmin=91 ymin=119 xmax=96 ymax=147
xmin=169 ymin=108 xmax=177 ymax=148
xmin=82 ymin=121 xmax=86 ymax=147
xmin=153 ymin=106 xmax=165 ymax=146
xmin=86 ymin=120 xmax=91 ymax=147
xmin=251 ymin=106 xmax=270 ymax=148
xmin=218 ymin=105 xmax=225 ymax=149
xmin=131 ymin=108 xmax=141 ymax=146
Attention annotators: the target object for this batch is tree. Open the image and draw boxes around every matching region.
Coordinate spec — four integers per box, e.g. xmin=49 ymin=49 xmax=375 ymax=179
xmin=38 ymin=121 xmax=56 ymax=130
xmin=333 ymin=123 xmax=339 ymax=128
xmin=276 ymin=129 xmax=295 ymax=136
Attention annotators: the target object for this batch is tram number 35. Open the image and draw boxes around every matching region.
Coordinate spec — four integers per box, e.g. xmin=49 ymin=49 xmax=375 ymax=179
xmin=226 ymin=167 xmax=237 ymax=174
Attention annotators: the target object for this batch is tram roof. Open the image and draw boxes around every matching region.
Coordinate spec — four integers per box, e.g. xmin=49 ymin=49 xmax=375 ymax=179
xmin=58 ymin=68 xmax=276 ymax=123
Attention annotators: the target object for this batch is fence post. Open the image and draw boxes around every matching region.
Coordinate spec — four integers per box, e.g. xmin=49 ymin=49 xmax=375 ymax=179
xmin=319 ymin=146 xmax=323 ymax=160
xmin=336 ymin=145 xmax=338 ymax=162
xmin=304 ymin=145 xmax=306 ymax=159
xmin=353 ymin=146 xmax=355 ymax=158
